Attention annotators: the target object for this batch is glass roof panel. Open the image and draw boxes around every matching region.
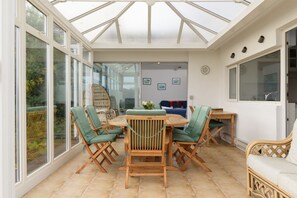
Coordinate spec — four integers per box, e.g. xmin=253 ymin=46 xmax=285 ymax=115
xmin=172 ymin=2 xmax=227 ymax=33
xmin=196 ymin=2 xmax=247 ymax=20
xmin=47 ymin=0 xmax=258 ymax=48
xmin=180 ymin=24 xmax=204 ymax=44
xmin=151 ymin=2 xmax=180 ymax=43
xmin=96 ymin=23 xmax=118 ymax=44
xmin=119 ymin=2 xmax=147 ymax=43
xmin=71 ymin=2 xmax=128 ymax=32
xmin=54 ymin=2 xmax=104 ymax=20
xmin=83 ymin=25 xmax=108 ymax=42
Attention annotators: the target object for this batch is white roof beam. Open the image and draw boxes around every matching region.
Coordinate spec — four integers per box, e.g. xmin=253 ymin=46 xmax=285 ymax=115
xmin=69 ymin=2 xmax=115 ymax=22
xmin=51 ymin=0 xmax=66 ymax=5
xmin=82 ymin=18 xmax=115 ymax=34
xmin=186 ymin=19 xmax=218 ymax=34
xmin=115 ymin=20 xmax=122 ymax=43
xmin=186 ymin=2 xmax=231 ymax=23
xmin=166 ymin=2 xmax=208 ymax=43
xmin=56 ymin=0 xmax=249 ymax=2
xmin=148 ymin=5 xmax=152 ymax=43
xmin=177 ymin=20 xmax=184 ymax=44
xmin=91 ymin=2 xmax=134 ymax=43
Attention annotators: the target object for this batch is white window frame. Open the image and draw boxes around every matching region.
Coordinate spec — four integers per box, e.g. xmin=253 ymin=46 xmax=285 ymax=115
xmin=228 ymin=65 xmax=238 ymax=102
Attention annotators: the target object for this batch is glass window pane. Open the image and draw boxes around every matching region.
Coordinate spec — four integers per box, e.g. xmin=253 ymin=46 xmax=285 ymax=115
xmin=71 ymin=58 xmax=80 ymax=147
xmin=240 ymin=51 xmax=280 ymax=101
xmin=53 ymin=23 xmax=66 ymax=45
xmin=98 ymin=63 xmax=140 ymax=112
xmin=71 ymin=37 xmax=80 ymax=55
xmin=82 ymin=64 xmax=92 ymax=107
xmin=229 ymin=67 xmax=237 ymax=100
xmin=26 ymin=33 xmax=48 ymax=174
xmin=53 ymin=48 xmax=67 ymax=157
xmin=93 ymin=63 xmax=102 ymax=85
xmin=26 ymin=1 xmax=46 ymax=33
xmin=83 ymin=47 xmax=91 ymax=61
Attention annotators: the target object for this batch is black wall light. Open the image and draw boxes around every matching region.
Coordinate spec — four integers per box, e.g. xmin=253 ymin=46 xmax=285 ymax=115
xmin=258 ymin=35 xmax=265 ymax=43
xmin=230 ymin=53 xmax=235 ymax=58
xmin=242 ymin=46 xmax=247 ymax=53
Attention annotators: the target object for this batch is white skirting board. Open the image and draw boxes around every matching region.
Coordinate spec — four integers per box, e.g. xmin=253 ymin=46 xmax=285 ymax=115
xmin=221 ymin=132 xmax=247 ymax=152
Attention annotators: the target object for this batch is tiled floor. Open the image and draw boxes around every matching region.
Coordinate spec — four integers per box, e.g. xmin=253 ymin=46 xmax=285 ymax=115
xmin=24 ymin=139 xmax=250 ymax=198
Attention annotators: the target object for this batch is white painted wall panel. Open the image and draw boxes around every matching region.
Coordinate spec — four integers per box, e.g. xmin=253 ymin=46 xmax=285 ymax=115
xmin=141 ymin=68 xmax=187 ymax=104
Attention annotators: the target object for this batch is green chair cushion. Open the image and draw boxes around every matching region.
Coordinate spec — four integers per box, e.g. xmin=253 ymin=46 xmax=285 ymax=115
xmin=173 ymin=133 xmax=195 ymax=142
xmin=86 ymin=105 xmax=102 ymax=128
xmin=172 ymin=128 xmax=189 ymax=135
xmin=126 ymin=109 xmax=166 ymax=116
xmin=71 ymin=107 xmax=97 ymax=144
xmin=209 ymin=120 xmax=224 ymax=128
xmin=89 ymin=134 xmax=117 ymax=144
xmin=99 ymin=127 xmax=123 ymax=135
xmin=186 ymin=106 xmax=211 ymax=141
xmin=173 ymin=105 xmax=210 ymax=143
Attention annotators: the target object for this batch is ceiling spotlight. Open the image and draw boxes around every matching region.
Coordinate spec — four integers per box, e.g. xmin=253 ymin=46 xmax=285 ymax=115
xmin=258 ymin=35 xmax=265 ymax=43
xmin=242 ymin=46 xmax=247 ymax=53
xmin=230 ymin=53 xmax=235 ymax=58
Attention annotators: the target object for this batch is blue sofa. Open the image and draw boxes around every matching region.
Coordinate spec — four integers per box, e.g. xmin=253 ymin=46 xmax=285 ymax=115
xmin=159 ymin=100 xmax=187 ymax=118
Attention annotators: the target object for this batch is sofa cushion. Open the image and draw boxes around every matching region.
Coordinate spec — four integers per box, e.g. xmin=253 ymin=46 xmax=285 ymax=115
xmin=286 ymin=119 xmax=297 ymax=165
xmin=277 ymin=173 xmax=297 ymax=197
xmin=247 ymin=154 xmax=297 ymax=184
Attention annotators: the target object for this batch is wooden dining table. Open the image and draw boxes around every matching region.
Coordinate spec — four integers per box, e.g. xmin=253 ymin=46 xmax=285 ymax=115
xmin=109 ymin=113 xmax=189 ymax=171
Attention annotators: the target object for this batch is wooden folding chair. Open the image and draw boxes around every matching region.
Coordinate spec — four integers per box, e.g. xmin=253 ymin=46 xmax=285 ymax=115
xmin=85 ymin=105 xmax=122 ymax=161
xmin=189 ymin=106 xmax=224 ymax=145
xmin=71 ymin=107 xmax=117 ymax=173
xmin=125 ymin=110 xmax=167 ymax=188
xmin=173 ymin=105 xmax=211 ymax=171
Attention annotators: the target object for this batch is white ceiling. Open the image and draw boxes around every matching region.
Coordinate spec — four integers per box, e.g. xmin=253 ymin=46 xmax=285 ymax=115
xmin=48 ymin=0 xmax=258 ymax=49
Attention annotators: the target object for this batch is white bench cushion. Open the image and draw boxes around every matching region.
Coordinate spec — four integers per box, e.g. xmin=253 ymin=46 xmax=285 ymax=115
xmin=247 ymin=154 xmax=297 ymax=184
xmin=277 ymin=173 xmax=297 ymax=197
xmin=286 ymin=119 xmax=297 ymax=165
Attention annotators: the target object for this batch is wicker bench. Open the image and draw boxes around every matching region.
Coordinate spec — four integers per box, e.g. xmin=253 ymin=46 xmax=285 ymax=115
xmin=246 ymin=134 xmax=297 ymax=198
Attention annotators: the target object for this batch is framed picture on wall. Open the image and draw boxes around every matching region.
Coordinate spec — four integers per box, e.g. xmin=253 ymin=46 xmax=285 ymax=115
xmin=143 ymin=78 xmax=151 ymax=85
xmin=157 ymin=83 xmax=166 ymax=90
xmin=172 ymin=77 xmax=181 ymax=85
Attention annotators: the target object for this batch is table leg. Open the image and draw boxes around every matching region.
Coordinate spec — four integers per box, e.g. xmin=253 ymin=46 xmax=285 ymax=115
xmin=230 ymin=115 xmax=234 ymax=146
xmin=167 ymin=127 xmax=178 ymax=171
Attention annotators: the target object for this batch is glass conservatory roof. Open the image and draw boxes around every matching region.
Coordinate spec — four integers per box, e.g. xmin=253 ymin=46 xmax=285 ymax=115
xmin=49 ymin=0 xmax=256 ymax=49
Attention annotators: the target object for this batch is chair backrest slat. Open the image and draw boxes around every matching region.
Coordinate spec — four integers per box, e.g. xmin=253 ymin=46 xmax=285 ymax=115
xmin=127 ymin=115 xmax=166 ymax=151
xmin=71 ymin=106 xmax=96 ymax=144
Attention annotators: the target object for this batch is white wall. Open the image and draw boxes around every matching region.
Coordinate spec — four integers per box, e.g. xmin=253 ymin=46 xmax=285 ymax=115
xmin=218 ymin=0 xmax=297 ymax=143
xmin=141 ymin=66 xmax=187 ymax=105
xmin=187 ymin=51 xmax=222 ymax=108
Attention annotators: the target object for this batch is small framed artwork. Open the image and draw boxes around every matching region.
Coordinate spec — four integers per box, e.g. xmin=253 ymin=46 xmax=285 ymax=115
xmin=172 ymin=77 xmax=181 ymax=85
xmin=157 ymin=83 xmax=166 ymax=90
xmin=143 ymin=78 xmax=151 ymax=85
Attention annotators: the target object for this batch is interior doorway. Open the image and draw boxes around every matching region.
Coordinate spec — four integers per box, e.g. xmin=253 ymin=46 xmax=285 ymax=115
xmin=286 ymin=27 xmax=297 ymax=135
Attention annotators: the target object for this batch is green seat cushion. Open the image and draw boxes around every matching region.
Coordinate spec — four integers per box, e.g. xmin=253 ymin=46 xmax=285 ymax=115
xmin=173 ymin=133 xmax=195 ymax=142
xmin=99 ymin=127 xmax=123 ymax=135
xmin=209 ymin=120 xmax=224 ymax=128
xmin=89 ymin=133 xmax=117 ymax=144
xmin=126 ymin=109 xmax=166 ymax=116
xmin=172 ymin=128 xmax=189 ymax=135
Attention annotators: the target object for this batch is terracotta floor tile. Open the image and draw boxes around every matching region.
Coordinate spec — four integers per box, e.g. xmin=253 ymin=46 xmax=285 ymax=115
xmin=24 ymin=139 xmax=251 ymax=198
